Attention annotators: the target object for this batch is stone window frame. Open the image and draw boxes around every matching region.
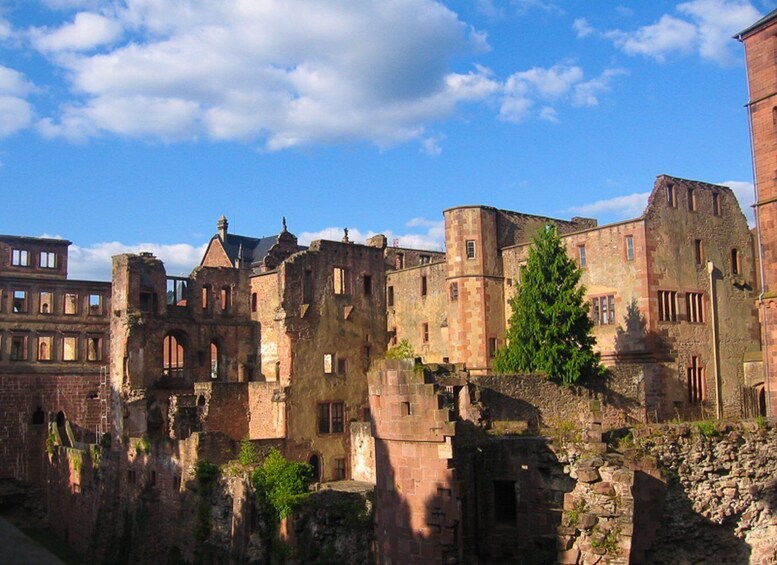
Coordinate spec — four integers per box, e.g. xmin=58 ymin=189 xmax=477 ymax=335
xmin=39 ymin=251 xmax=56 ymax=269
xmin=39 ymin=291 xmax=54 ymax=315
xmin=712 ymin=192 xmax=721 ymax=216
xmin=687 ymin=356 xmax=705 ymax=403
xmin=10 ymin=333 xmax=29 ymax=361
xmin=387 ymin=285 xmax=394 ymax=307
xmin=363 ymin=274 xmax=373 ymax=296
xmin=449 ymin=282 xmax=458 ymax=302
xmin=657 ymin=290 xmax=678 ymax=322
xmin=37 ymin=334 xmax=54 ymax=362
xmin=731 ymin=248 xmax=741 ymax=275
xmin=87 ymin=334 xmax=104 ymax=362
xmin=333 ymin=267 xmax=351 ymax=295
xmin=62 ymin=334 xmax=79 ymax=362
xmin=12 ymin=289 xmax=28 ymax=314
xmin=578 ymin=245 xmax=587 ymax=268
xmin=687 ymin=187 xmax=697 ymax=212
xmin=421 ymin=274 xmax=427 ymax=297
xmin=88 ymin=293 xmax=103 ymax=316
xmin=64 ymin=292 xmax=78 ymax=315
xmin=421 ymin=322 xmax=429 ymax=343
xmin=666 ymin=183 xmax=677 ymax=208
xmin=11 ymin=248 xmax=30 ymax=267
xmin=333 ymin=458 xmax=347 ymax=481
xmin=465 ymin=240 xmax=476 ymax=259
xmin=323 ymin=353 xmax=334 ymax=374
xmin=685 ymin=292 xmax=705 ymax=324
xmin=625 ymin=235 xmax=634 ymax=261
xmin=317 ymin=401 xmax=345 ymax=435
xmin=591 ymin=295 xmax=615 ymax=326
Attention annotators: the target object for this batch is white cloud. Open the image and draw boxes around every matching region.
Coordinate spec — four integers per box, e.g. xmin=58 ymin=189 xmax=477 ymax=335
xmin=722 ymin=180 xmax=755 ymax=225
xmin=600 ymin=0 xmax=761 ymax=65
xmin=20 ymin=1 xmax=613 ymax=148
xmin=67 ymin=241 xmax=209 ymax=281
xmin=31 ymin=11 xmax=122 ymax=53
xmin=500 ymin=63 xmax=622 ymax=123
xmin=0 ymin=66 xmax=35 ymax=137
xmin=299 ymin=217 xmax=445 ymax=251
xmin=573 ymin=18 xmax=594 ymax=39
xmin=567 ymin=192 xmax=651 ymax=220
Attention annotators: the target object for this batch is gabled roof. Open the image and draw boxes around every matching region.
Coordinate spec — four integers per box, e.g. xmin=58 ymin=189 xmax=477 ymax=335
xmin=735 ymin=8 xmax=777 ymax=40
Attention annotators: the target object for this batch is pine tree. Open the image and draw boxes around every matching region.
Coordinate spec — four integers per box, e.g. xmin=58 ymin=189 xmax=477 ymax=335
xmin=493 ymin=225 xmax=604 ymax=384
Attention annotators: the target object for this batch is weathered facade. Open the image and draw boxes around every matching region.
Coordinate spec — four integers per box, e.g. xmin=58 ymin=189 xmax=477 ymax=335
xmin=389 ymin=176 xmax=762 ymax=420
xmin=738 ymin=9 xmax=777 ymax=417
xmin=0 ymin=235 xmax=111 ymax=486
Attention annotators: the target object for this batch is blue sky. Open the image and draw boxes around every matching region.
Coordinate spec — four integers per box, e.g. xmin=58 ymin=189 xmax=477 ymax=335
xmin=0 ymin=0 xmax=771 ymax=280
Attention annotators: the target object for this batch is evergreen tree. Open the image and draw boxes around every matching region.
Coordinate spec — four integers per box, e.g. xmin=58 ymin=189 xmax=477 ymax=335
xmin=493 ymin=225 xmax=604 ymax=384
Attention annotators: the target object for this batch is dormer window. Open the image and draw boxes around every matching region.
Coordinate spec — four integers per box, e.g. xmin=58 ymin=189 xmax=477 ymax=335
xmin=11 ymin=249 xmax=30 ymax=267
xmin=40 ymin=252 xmax=56 ymax=269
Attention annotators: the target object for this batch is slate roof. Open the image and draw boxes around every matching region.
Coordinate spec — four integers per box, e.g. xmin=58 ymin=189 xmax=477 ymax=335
xmin=735 ymin=8 xmax=777 ymax=39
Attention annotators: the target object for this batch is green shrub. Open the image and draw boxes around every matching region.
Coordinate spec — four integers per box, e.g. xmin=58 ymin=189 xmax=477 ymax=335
xmin=239 ymin=437 xmax=259 ymax=467
xmin=252 ymin=448 xmax=313 ymax=523
xmin=384 ymin=339 xmax=415 ymax=360
xmin=694 ymin=419 xmax=718 ymax=438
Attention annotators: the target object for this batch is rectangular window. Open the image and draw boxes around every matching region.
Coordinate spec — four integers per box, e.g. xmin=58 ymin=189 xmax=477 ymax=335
xmin=87 ymin=336 xmax=103 ymax=361
xmin=220 ymin=287 xmax=231 ymax=311
xmin=40 ymin=251 xmax=56 ymax=269
xmin=63 ymin=336 xmax=78 ymax=361
xmin=11 ymin=335 xmax=28 ymax=360
xmin=731 ymin=249 xmax=740 ymax=275
xmin=421 ymin=275 xmax=427 ymax=297
xmin=422 ymin=322 xmax=429 ymax=343
xmin=687 ymin=356 xmax=705 ymax=403
xmin=465 ymin=240 xmax=476 ymax=259
xmin=387 ymin=286 xmax=394 ymax=307
xmin=658 ymin=290 xmax=677 ymax=322
xmin=13 ymin=290 xmax=27 ymax=313
xmin=494 ymin=481 xmax=517 ymax=525
xmin=317 ymin=402 xmax=345 ymax=434
xmin=712 ymin=192 xmax=720 ymax=216
xmin=37 ymin=335 xmax=52 ymax=361
xmin=337 ymin=357 xmax=347 ymax=374
xmin=251 ymin=292 xmax=257 ymax=312
xmin=688 ymin=187 xmax=696 ymax=211
xmin=395 ymin=253 xmax=405 ymax=269
xmin=303 ymin=269 xmax=314 ymax=303
xmin=11 ymin=249 xmax=30 ymax=267
xmin=625 ymin=235 xmax=634 ymax=261
xmin=419 ymin=255 xmax=431 ymax=265
xmin=201 ymin=285 xmax=210 ymax=310
xmin=686 ymin=292 xmax=704 ymax=323
xmin=694 ymin=240 xmax=703 ymax=265
xmin=88 ymin=293 xmax=103 ymax=315
xmin=334 ymin=458 xmax=347 ymax=481
xmin=166 ymin=278 xmax=187 ymax=306
xmin=140 ymin=292 xmax=155 ymax=314
xmin=591 ymin=295 xmax=616 ymax=325
xmin=39 ymin=291 xmax=53 ymax=314
xmin=390 ymin=326 xmax=397 ymax=346
xmin=323 ymin=353 xmax=334 ymax=374
xmin=450 ymin=282 xmax=458 ymax=302
xmin=333 ymin=267 xmax=351 ymax=295
xmin=666 ymin=184 xmax=677 ymax=207
xmin=363 ymin=274 xmax=372 ymax=295
xmin=578 ymin=245 xmax=586 ymax=268
xmin=64 ymin=293 xmax=78 ymax=315
xmin=488 ymin=337 xmax=497 ymax=358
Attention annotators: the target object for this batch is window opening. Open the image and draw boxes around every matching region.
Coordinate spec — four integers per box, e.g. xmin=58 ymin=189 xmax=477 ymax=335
xmin=163 ymin=333 xmax=185 ymax=377
xmin=201 ymin=285 xmax=210 ymax=311
xmin=317 ymin=402 xmax=345 ymax=434
xmin=494 ymin=481 xmax=517 ymax=524
xmin=688 ymin=188 xmax=696 ymax=211
xmin=63 ymin=335 xmax=78 ymax=361
xmin=251 ymin=292 xmax=257 ymax=312
xmin=11 ymin=249 xmax=30 ymax=267
xmin=40 ymin=251 xmax=56 ymax=269
xmin=488 ymin=337 xmax=497 ymax=358
xmin=334 ymin=458 xmax=346 ymax=481
xmin=323 ymin=353 xmax=334 ymax=374
xmin=210 ymin=342 xmax=219 ymax=379
xmin=591 ymin=295 xmax=615 ymax=325
xmin=450 ymin=282 xmax=458 ymax=301
xmin=13 ymin=290 xmax=28 ymax=313
xmin=38 ymin=336 xmax=52 ymax=361
xmin=40 ymin=291 xmax=53 ymax=314
xmin=419 ymin=255 xmax=431 ymax=265
xmin=578 ymin=245 xmax=586 ymax=268
xmin=686 ymin=292 xmax=704 ymax=323
xmin=422 ymin=322 xmax=429 ymax=343
xmin=363 ymin=274 xmax=372 ymax=295
xmin=395 ymin=253 xmax=405 ymax=269
xmin=712 ymin=192 xmax=721 ymax=216
xmin=220 ymin=287 xmax=231 ymax=311
xmin=165 ymin=278 xmax=187 ymax=306
xmin=731 ymin=248 xmax=740 ymax=275
xmin=421 ymin=275 xmax=427 ymax=297
xmin=63 ymin=293 xmax=78 ymax=315
xmin=693 ymin=240 xmax=703 ymax=265
xmin=658 ymin=290 xmax=677 ymax=322
xmin=666 ymin=184 xmax=677 ymax=207
xmin=687 ymin=356 xmax=705 ymax=403
xmin=11 ymin=335 xmax=28 ymax=360
xmin=88 ymin=293 xmax=103 ymax=315
xmin=625 ymin=235 xmax=634 ymax=261
xmin=337 ymin=356 xmax=346 ymax=375
xmin=465 ymin=240 xmax=476 ymax=259
xmin=333 ymin=267 xmax=351 ymax=295
xmin=387 ymin=286 xmax=394 ymax=307
xmin=87 ymin=336 xmax=102 ymax=361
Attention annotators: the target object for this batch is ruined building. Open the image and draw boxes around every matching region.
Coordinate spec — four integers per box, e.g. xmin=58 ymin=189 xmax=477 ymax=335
xmin=738 ymin=8 xmax=777 ymax=417
xmin=0 ymin=235 xmax=111 ymax=487
xmin=388 ymin=175 xmax=762 ymax=420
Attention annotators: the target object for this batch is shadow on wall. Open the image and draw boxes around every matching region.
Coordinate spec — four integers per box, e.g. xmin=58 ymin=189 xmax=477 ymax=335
xmin=636 ymin=472 xmax=753 ymax=565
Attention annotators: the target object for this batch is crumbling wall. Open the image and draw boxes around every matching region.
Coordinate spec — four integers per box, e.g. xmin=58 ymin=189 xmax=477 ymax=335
xmin=350 ymin=421 xmax=375 ymax=483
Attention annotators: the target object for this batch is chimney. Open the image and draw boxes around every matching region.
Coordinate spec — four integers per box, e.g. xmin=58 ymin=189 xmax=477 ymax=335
xmin=217 ymin=215 xmax=228 ymax=241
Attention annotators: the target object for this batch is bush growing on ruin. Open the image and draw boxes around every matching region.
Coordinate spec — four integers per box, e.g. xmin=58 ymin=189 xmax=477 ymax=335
xmin=494 ymin=225 xmax=604 ymax=384
xmin=384 ymin=339 xmax=415 ymax=360
xmin=252 ymin=448 xmax=313 ymax=523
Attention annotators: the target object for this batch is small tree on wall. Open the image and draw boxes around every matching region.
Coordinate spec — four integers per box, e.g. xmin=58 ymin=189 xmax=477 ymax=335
xmin=493 ymin=225 xmax=604 ymax=384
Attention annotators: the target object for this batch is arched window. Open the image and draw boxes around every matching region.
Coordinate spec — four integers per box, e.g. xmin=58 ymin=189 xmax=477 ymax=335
xmin=163 ymin=332 xmax=186 ymax=377
xmin=210 ymin=341 xmax=220 ymax=380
